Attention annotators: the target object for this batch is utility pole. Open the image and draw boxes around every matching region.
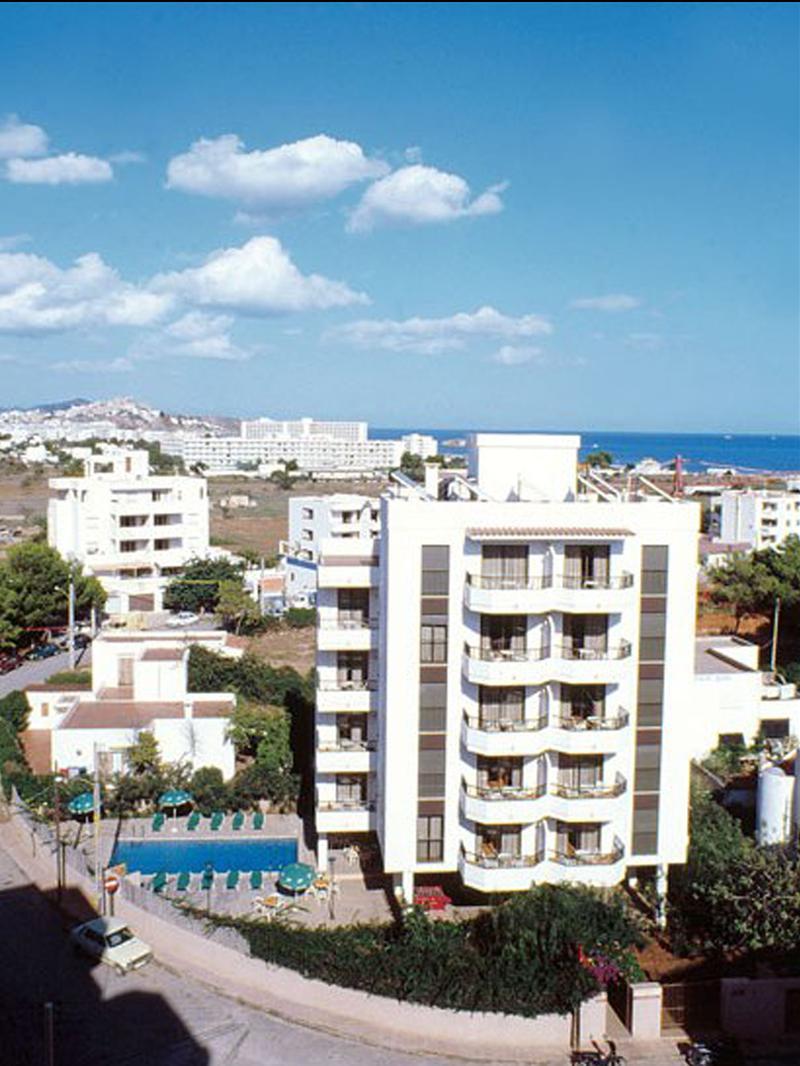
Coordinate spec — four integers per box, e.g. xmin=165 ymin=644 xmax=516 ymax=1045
xmin=68 ymin=573 xmax=76 ymax=671
xmin=93 ymin=743 xmax=102 ymax=912
xmin=54 ymin=775 xmax=62 ymax=904
xmin=770 ymin=596 xmax=781 ymax=674
xmin=43 ymin=1002 xmax=54 ymax=1066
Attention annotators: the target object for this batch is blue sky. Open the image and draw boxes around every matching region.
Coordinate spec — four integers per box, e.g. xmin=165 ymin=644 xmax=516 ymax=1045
xmin=0 ymin=2 xmax=797 ymax=432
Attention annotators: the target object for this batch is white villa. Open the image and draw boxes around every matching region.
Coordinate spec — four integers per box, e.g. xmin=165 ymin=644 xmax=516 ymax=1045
xmin=23 ymin=630 xmax=239 ymax=779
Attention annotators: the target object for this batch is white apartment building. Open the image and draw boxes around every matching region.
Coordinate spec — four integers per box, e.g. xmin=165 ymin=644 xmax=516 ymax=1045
xmin=24 ymin=630 xmax=238 ymax=778
xmin=169 ymin=417 xmax=439 ymax=477
xmin=720 ymin=488 xmax=800 ymax=550
xmin=314 ymin=434 xmax=700 ymax=903
xmin=48 ymin=449 xmax=211 ymax=614
xmin=241 ymin=417 xmax=368 ymax=442
xmin=281 ymin=494 xmax=380 ymax=602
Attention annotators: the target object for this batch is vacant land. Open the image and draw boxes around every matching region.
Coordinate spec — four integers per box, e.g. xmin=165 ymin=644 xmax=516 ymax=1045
xmin=208 ymin=475 xmax=388 ymax=557
xmin=245 ymin=625 xmax=316 ymax=674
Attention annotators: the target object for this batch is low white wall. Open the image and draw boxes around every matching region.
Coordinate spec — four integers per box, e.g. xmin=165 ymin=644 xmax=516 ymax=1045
xmin=1 ymin=801 xmax=587 ymax=1061
xmin=721 ymin=976 xmax=800 ymax=1038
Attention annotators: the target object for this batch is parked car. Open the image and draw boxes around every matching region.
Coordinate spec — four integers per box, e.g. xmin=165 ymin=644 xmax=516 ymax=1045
xmin=166 ymin=611 xmax=200 ymax=628
xmin=0 ymin=651 xmax=23 ymax=674
xmin=27 ymin=642 xmax=60 ymax=660
xmin=70 ymin=918 xmax=152 ymax=975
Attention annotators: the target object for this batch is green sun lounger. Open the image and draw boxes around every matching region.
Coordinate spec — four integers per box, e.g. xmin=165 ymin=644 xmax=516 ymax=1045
xmin=249 ymin=869 xmax=262 ymax=890
xmin=152 ymin=812 xmax=165 ymax=832
xmin=252 ymin=811 xmax=264 ymax=831
xmin=201 ymin=867 xmax=214 ymax=891
xmin=210 ymin=812 xmax=223 ymax=831
xmin=176 ymin=871 xmax=191 ymax=891
xmin=187 ymin=812 xmax=200 ymax=831
xmin=226 ymin=869 xmax=240 ymax=890
xmin=151 ymin=870 xmax=167 ymax=893
xmin=232 ymin=811 xmax=244 ymax=831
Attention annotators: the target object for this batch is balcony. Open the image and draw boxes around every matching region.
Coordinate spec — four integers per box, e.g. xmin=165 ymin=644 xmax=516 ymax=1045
xmin=549 ymin=774 xmax=627 ymax=821
xmin=549 ymin=709 xmax=630 ymax=754
xmin=315 ymin=737 xmax=376 ymax=773
xmin=317 ymin=555 xmax=379 ymax=589
xmin=316 ymin=797 xmax=375 ymax=833
xmin=458 ymin=844 xmax=544 ymax=892
xmin=464 ymin=571 xmax=635 ymax=615
xmin=317 ymin=617 xmax=377 ymax=652
xmin=463 ymin=641 xmax=632 ymax=686
xmin=461 ymin=710 xmax=548 ymax=756
xmin=461 ymin=779 xmax=547 ymax=824
xmin=316 ymin=680 xmax=376 ymax=713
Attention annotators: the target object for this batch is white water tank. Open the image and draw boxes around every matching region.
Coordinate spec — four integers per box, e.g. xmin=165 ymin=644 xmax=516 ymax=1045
xmin=756 ymin=764 xmax=794 ymax=845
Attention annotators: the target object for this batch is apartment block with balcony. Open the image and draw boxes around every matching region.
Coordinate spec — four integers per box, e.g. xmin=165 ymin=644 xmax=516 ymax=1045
xmin=48 ymin=448 xmax=211 ymax=614
xmin=720 ymin=488 xmax=800 ymax=550
xmin=314 ymin=433 xmax=700 ymax=904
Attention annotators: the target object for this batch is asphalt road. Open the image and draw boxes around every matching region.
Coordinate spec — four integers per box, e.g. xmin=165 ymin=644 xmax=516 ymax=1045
xmin=0 ymin=844 xmax=506 ymax=1066
xmin=0 ymin=645 xmax=91 ymax=700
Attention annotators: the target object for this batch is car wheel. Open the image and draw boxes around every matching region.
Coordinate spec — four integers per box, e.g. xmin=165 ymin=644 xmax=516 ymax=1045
xmin=114 ymin=964 xmax=127 ymax=977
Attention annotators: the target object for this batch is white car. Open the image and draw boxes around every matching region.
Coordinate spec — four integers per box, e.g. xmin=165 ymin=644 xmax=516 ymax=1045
xmin=166 ymin=611 xmax=200 ymax=628
xmin=70 ymin=918 xmax=153 ymax=975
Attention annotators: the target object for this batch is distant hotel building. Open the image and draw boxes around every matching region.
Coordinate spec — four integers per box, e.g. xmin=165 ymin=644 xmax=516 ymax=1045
xmin=48 ymin=448 xmax=211 ymax=614
xmin=720 ymin=488 xmax=800 ymax=550
xmin=314 ymin=434 xmax=700 ymax=903
xmin=168 ymin=417 xmax=438 ymax=477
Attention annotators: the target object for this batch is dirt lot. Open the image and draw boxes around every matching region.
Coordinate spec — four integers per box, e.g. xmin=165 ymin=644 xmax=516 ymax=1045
xmin=208 ymin=475 xmax=388 ymax=557
xmin=244 ymin=625 xmax=316 ymax=675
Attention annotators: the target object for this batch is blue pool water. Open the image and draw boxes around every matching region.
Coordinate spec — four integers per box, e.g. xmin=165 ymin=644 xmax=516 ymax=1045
xmin=111 ymin=837 xmax=298 ymax=875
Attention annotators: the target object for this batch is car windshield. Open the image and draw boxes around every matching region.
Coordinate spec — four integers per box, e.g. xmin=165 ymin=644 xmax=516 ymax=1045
xmin=106 ymin=928 xmax=134 ymax=948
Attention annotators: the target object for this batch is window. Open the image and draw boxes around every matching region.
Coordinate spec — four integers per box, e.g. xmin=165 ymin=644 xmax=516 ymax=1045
xmin=639 ymin=612 xmax=666 ymax=661
xmin=480 ymin=615 xmax=526 ymax=656
xmin=420 ymin=623 xmax=448 ymax=663
xmin=564 ymin=545 xmax=610 ymax=588
xmin=479 ymin=825 xmax=520 ymax=858
xmin=418 ymin=747 xmax=446 ymax=797
xmin=335 ymin=775 xmax=366 ymax=804
xmin=558 ymin=755 xmax=602 ymax=790
xmin=479 ymin=686 xmax=524 ymax=727
xmin=417 ymin=815 xmax=443 ymax=862
xmin=336 ymin=653 xmax=369 ymax=685
xmin=634 ymin=739 xmax=662 ymax=791
xmin=302 ymin=507 xmax=314 ymax=520
xmin=641 ymin=545 xmax=669 ymax=594
xmin=338 ymin=588 xmax=369 ymax=626
xmin=477 ymin=756 xmax=522 ymax=790
xmin=561 ymin=684 xmax=605 ymax=722
xmin=557 ymin=822 xmax=601 ymax=856
xmin=421 ymin=545 xmax=449 ymax=595
xmin=562 ymin=614 xmax=608 ymax=655
xmin=481 ymin=545 xmax=528 ymax=587
xmin=419 ymin=683 xmax=447 ymax=731
xmin=337 ymin=715 xmax=367 ymax=746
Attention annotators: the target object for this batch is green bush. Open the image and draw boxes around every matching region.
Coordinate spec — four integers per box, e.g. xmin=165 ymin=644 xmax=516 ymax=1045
xmin=210 ymin=884 xmax=641 ymax=1017
xmin=45 ymin=669 xmax=91 ymax=687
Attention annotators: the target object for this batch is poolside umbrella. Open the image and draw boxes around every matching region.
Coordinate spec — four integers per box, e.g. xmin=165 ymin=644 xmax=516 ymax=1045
xmin=158 ymin=789 xmax=193 ymax=810
xmin=67 ymin=792 xmax=97 ymax=817
xmin=277 ymin=862 xmax=315 ymax=895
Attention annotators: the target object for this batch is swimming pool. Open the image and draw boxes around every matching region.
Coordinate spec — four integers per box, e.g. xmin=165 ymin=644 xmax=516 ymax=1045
xmin=111 ymin=837 xmax=298 ymax=875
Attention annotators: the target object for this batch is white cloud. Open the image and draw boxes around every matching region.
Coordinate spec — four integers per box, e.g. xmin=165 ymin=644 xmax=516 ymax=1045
xmin=0 ymin=115 xmax=48 ymax=159
xmin=569 ymin=293 xmax=641 ymax=312
xmin=6 ymin=152 xmax=113 ymax=185
xmin=166 ymin=133 xmax=388 ymax=208
xmin=53 ymin=356 xmax=134 ymax=373
xmin=626 ymin=332 xmax=663 ymax=351
xmin=347 ymin=165 xmax=506 ymax=233
xmin=108 ymin=150 xmax=147 ymax=165
xmin=132 ymin=312 xmax=253 ymax=362
xmin=492 ymin=345 xmax=545 ymax=366
xmin=0 ymin=250 xmax=173 ymax=334
xmin=0 ymin=234 xmax=31 ymax=252
xmin=151 ymin=236 xmax=368 ymax=315
xmin=328 ymin=305 xmax=551 ymax=355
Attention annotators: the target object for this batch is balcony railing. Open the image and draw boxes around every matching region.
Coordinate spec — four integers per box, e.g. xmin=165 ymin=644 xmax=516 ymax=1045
xmin=464 ymin=642 xmax=632 ymax=663
xmin=318 ymin=798 xmax=376 ymax=812
xmin=317 ymin=739 xmax=377 ymax=753
xmin=317 ymin=679 xmax=376 ymax=692
xmin=464 ymin=644 xmax=550 ymax=663
xmin=550 ymin=773 xmax=627 ymax=800
xmin=319 ymin=617 xmax=377 ymax=630
xmin=550 ymin=836 xmax=625 ymax=866
xmin=460 ymin=844 xmax=544 ymax=869
xmin=462 ymin=779 xmax=547 ymax=802
xmin=466 ymin=573 xmax=634 ymax=591
xmin=463 ymin=710 xmax=548 ymax=733
xmin=556 ymin=709 xmax=630 ymax=731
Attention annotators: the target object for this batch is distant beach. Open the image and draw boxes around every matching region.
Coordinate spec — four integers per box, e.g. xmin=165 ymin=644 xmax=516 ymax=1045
xmin=373 ymin=429 xmax=800 ymax=473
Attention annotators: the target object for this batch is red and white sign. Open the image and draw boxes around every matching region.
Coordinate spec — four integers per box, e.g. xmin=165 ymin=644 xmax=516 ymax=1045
xmin=104 ymin=872 xmax=120 ymax=895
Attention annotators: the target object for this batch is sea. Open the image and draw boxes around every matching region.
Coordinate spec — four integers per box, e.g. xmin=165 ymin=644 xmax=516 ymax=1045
xmin=372 ymin=428 xmax=800 ymax=474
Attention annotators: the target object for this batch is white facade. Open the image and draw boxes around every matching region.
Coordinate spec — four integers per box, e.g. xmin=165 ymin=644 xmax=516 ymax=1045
xmin=691 ymin=635 xmax=800 ymax=757
xmin=400 ymin=433 xmax=439 ymax=459
xmin=172 ymin=434 xmax=405 ymax=476
xmin=241 ymin=417 xmax=368 ymax=442
xmin=25 ymin=630 xmax=238 ymax=778
xmin=281 ymin=494 xmax=380 ymax=602
xmin=48 ymin=448 xmax=211 ymax=613
xmin=314 ymin=433 xmax=701 ymax=900
xmin=720 ymin=489 xmax=800 ymax=550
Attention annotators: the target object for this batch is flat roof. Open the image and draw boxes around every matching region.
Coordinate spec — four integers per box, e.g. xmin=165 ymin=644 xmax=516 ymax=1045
xmin=140 ymin=648 xmax=184 ymax=661
xmin=694 ymin=636 xmax=757 ymax=676
xmin=60 ymin=698 xmax=234 ymax=730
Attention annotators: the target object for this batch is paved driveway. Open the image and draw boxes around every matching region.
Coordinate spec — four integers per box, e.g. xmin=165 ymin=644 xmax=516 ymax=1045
xmin=0 ymin=645 xmax=91 ymax=699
